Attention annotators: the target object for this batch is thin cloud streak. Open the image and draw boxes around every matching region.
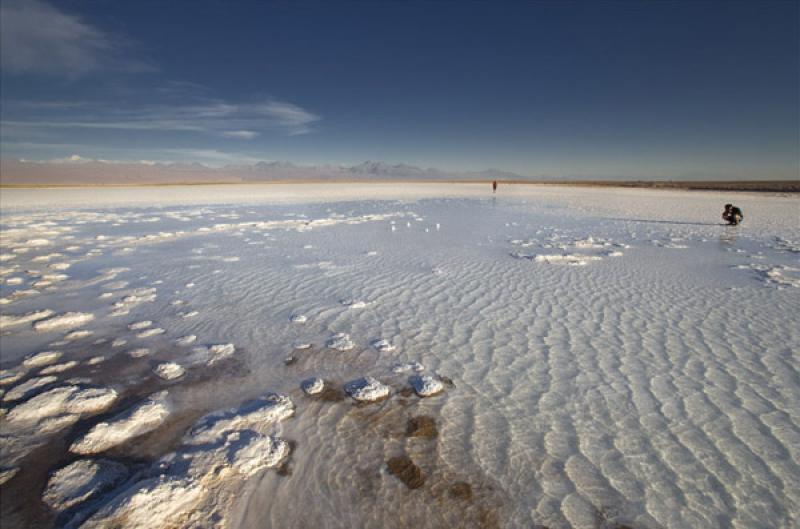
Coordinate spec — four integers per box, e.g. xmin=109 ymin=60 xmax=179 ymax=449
xmin=0 ymin=0 xmax=151 ymax=76
xmin=3 ymin=98 xmax=321 ymax=137
xmin=0 ymin=141 xmax=266 ymax=167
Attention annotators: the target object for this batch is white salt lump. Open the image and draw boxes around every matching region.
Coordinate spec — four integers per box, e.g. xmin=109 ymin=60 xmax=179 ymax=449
xmin=40 ymin=361 xmax=78 ymax=375
xmin=33 ymin=312 xmax=94 ymax=332
xmin=185 ymin=393 xmax=294 ymax=446
xmin=301 ymin=377 xmax=324 ymax=395
xmin=326 ymin=332 xmax=355 ymax=351
xmin=42 ymin=459 xmax=129 ymax=512
xmin=409 ymin=374 xmax=445 ymax=397
xmin=0 ymin=467 xmax=19 ymax=486
xmin=23 ymin=350 xmax=63 ymax=368
xmin=392 ymin=361 xmax=425 ymax=374
xmin=71 ymin=391 xmax=172 ymax=454
xmin=7 ymin=385 xmax=117 ymax=425
xmin=0 ymin=369 xmax=26 ymax=386
xmin=79 ymin=477 xmax=204 ymax=529
xmin=344 ymin=376 xmax=390 ymax=402
xmin=225 ymin=432 xmax=289 ymax=476
xmin=154 ymin=362 xmax=186 ymax=381
xmin=3 ymin=376 xmax=58 ymax=402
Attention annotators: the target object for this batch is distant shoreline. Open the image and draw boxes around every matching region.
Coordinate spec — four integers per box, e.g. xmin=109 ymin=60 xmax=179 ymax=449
xmin=0 ymin=180 xmax=797 ymax=192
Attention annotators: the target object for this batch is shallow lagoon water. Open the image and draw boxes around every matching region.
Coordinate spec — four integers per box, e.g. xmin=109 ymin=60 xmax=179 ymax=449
xmin=1 ymin=184 xmax=798 ymax=528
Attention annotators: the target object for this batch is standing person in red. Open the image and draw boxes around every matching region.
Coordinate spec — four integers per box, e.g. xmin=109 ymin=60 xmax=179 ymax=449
xmin=492 ymin=180 xmax=497 ymax=193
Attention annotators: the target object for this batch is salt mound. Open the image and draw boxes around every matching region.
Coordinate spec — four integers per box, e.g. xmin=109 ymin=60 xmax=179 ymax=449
xmin=372 ymin=339 xmax=396 ymax=352
xmin=0 ymin=467 xmax=19 ymax=485
xmin=341 ymin=299 xmax=368 ymax=309
xmin=174 ymin=335 xmax=196 ymax=346
xmin=189 ymin=343 xmax=235 ymax=365
xmin=7 ymin=385 xmax=117 ymax=424
xmin=128 ymin=320 xmax=152 ymax=330
xmin=0 ymin=309 xmax=54 ymax=329
xmin=65 ymin=330 xmax=93 ymax=341
xmin=344 ymin=376 xmax=390 ymax=402
xmin=81 ymin=432 xmax=291 ymax=527
xmin=42 ymin=459 xmax=129 ymax=512
xmin=23 ymin=350 xmax=63 ymax=368
xmin=3 ymin=375 xmax=57 ymax=402
xmin=765 ymin=265 xmax=800 ymax=288
xmin=186 ymin=393 xmax=294 ymax=446
xmin=0 ymin=369 xmax=26 ymax=386
xmin=301 ymin=377 xmax=324 ymax=395
xmin=80 ymin=477 xmax=205 ymax=529
xmin=409 ymin=375 xmax=445 ymax=397
xmin=534 ymin=254 xmax=603 ymax=266
xmin=0 ymin=289 xmax=40 ymax=305
xmin=327 ymin=332 xmax=355 ymax=351
xmin=154 ymin=363 xmax=186 ymax=381
xmin=392 ymin=361 xmax=425 ymax=373
xmin=40 ymin=360 xmax=79 ymax=375
xmin=225 ymin=432 xmax=289 ymax=476
xmin=71 ymin=391 xmax=172 ymax=454
xmin=111 ymin=289 xmax=157 ymax=316
xmin=136 ymin=327 xmax=165 ymax=338
xmin=111 ymin=338 xmax=127 ymax=347
xmin=34 ymin=312 xmax=94 ymax=332
xmin=128 ymin=348 xmax=151 ymax=358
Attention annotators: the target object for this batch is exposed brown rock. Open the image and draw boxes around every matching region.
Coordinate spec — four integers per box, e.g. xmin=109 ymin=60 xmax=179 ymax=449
xmin=406 ymin=416 xmax=438 ymax=439
xmin=448 ymin=481 xmax=473 ymax=501
xmin=386 ymin=455 xmax=425 ymax=489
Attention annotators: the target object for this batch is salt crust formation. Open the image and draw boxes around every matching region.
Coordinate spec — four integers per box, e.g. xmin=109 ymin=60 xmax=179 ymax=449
xmin=174 ymin=335 xmax=197 ymax=346
xmin=23 ymin=350 xmax=63 ymax=368
xmin=78 ymin=393 xmax=294 ymax=528
xmin=71 ymin=391 xmax=172 ymax=455
xmin=392 ymin=361 xmax=425 ymax=373
xmin=33 ymin=312 xmax=94 ymax=332
xmin=344 ymin=376 xmax=390 ymax=402
xmin=189 ymin=343 xmax=236 ymax=365
xmin=301 ymin=377 xmax=324 ymax=395
xmin=0 ymin=309 xmax=54 ymax=329
xmin=3 ymin=376 xmax=58 ymax=402
xmin=326 ymin=332 xmax=355 ymax=351
xmin=154 ymin=362 xmax=186 ymax=381
xmin=43 ymin=459 xmax=129 ymax=512
xmin=7 ymin=385 xmax=118 ymax=425
xmin=409 ymin=375 xmax=445 ymax=397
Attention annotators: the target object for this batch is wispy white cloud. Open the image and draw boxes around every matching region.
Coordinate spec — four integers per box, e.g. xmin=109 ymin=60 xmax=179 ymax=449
xmin=222 ymin=130 xmax=259 ymax=139
xmin=256 ymin=101 xmax=321 ymax=135
xmin=0 ymin=0 xmax=149 ymax=76
xmin=0 ymin=141 xmax=267 ymax=167
xmin=3 ymin=98 xmax=321 ymax=137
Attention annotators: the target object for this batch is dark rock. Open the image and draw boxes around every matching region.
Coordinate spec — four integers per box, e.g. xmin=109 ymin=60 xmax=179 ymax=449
xmin=386 ymin=455 xmax=425 ymax=489
xmin=448 ymin=481 xmax=473 ymax=501
xmin=406 ymin=416 xmax=438 ymax=439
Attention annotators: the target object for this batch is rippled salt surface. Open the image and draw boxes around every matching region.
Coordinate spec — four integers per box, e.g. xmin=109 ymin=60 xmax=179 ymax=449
xmin=0 ymin=184 xmax=798 ymax=529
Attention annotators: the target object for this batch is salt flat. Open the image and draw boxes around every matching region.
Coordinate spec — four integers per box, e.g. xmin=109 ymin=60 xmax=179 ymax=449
xmin=0 ymin=184 xmax=798 ymax=529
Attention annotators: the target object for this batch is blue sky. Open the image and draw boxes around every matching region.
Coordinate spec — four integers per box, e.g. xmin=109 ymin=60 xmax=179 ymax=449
xmin=1 ymin=0 xmax=797 ymax=179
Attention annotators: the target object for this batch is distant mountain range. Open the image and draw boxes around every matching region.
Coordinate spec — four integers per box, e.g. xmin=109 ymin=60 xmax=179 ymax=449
xmin=0 ymin=158 xmax=528 ymax=185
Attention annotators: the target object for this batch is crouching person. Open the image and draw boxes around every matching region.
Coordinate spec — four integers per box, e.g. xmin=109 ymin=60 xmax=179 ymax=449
xmin=722 ymin=204 xmax=743 ymax=225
